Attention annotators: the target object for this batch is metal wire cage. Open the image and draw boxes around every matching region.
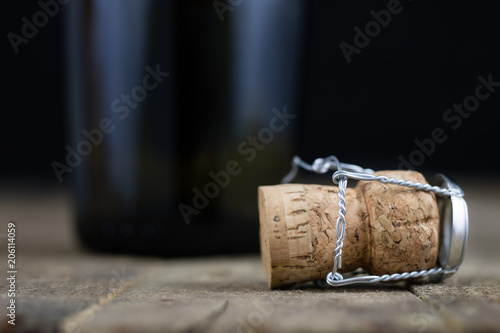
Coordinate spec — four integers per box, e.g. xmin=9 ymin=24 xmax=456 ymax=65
xmin=281 ymin=155 xmax=468 ymax=287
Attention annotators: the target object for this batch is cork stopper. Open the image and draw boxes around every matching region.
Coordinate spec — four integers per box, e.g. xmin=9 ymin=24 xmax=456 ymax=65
xmin=259 ymin=170 xmax=440 ymax=288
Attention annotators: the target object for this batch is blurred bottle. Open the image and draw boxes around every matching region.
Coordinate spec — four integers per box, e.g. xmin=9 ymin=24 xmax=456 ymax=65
xmin=64 ymin=0 xmax=307 ymax=255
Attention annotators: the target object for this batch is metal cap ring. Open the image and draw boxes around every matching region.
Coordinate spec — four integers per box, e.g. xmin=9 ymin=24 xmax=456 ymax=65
xmin=432 ymin=173 xmax=469 ymax=276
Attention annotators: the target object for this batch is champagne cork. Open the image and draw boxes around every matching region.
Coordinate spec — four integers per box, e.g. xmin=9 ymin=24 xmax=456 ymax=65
xmin=259 ymin=170 xmax=440 ymax=288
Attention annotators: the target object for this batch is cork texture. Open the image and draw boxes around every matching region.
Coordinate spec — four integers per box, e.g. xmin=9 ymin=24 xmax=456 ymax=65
xmin=259 ymin=170 xmax=440 ymax=288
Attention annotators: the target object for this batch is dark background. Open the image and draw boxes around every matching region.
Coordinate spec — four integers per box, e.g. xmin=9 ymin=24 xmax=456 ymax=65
xmin=2 ymin=0 xmax=499 ymax=180
xmin=299 ymin=1 xmax=499 ymax=174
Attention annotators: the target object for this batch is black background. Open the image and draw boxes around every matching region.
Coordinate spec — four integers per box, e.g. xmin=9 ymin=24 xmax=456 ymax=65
xmin=2 ymin=0 xmax=499 ymax=182
xmin=300 ymin=1 xmax=500 ymax=173
xmin=2 ymin=1 xmax=64 ymax=180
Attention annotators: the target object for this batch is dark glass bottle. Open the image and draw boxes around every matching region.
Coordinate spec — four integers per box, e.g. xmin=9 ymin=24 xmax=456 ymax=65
xmin=64 ymin=0 xmax=307 ymax=255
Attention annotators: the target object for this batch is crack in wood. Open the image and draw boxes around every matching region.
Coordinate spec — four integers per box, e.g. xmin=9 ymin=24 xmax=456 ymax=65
xmin=290 ymin=209 xmax=307 ymax=216
xmin=286 ymin=221 xmax=309 ymax=231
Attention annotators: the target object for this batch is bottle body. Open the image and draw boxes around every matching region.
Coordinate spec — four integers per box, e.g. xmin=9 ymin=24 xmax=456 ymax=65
xmin=65 ymin=0 xmax=306 ymax=255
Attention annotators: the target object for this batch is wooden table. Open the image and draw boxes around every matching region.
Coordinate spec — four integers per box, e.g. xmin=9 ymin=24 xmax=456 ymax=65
xmin=1 ymin=177 xmax=499 ymax=332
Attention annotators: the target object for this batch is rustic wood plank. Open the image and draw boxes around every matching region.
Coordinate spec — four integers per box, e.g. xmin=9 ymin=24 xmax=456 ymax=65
xmin=410 ymin=258 xmax=500 ymax=333
xmin=0 ymin=254 xmax=153 ymax=332
xmin=1 ymin=178 xmax=499 ymax=332
xmin=0 ymin=185 xmax=78 ymax=255
xmin=72 ymin=257 xmax=448 ymax=333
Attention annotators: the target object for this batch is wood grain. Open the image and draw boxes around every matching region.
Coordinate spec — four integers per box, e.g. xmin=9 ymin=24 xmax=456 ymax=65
xmin=1 ymin=178 xmax=499 ymax=332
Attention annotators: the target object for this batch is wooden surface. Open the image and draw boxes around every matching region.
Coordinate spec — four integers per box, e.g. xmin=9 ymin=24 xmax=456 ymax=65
xmin=1 ymin=178 xmax=500 ymax=332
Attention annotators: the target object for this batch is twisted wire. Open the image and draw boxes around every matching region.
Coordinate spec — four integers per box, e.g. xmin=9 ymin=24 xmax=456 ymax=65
xmin=333 ymin=171 xmax=463 ymax=197
xmin=377 ymin=176 xmax=463 ymax=197
xmin=332 ymin=176 xmax=347 ymax=280
xmin=280 ymin=156 xmax=376 ymax=184
xmin=326 ymin=267 xmax=456 ymax=286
